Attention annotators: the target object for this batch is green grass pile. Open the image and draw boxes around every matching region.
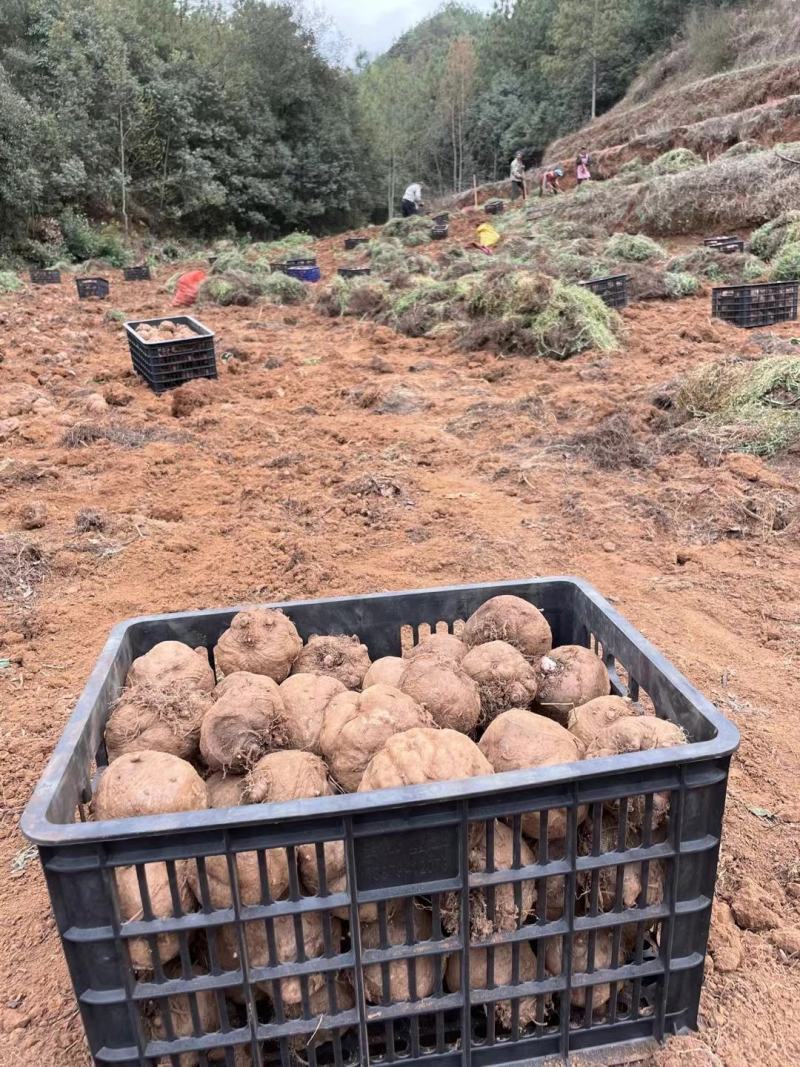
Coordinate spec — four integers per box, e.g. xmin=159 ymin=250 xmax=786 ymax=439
xmin=673 ymin=356 xmax=800 ymax=457
xmin=0 ymin=271 xmax=23 ymax=293
xmin=650 ymin=148 xmax=703 ymax=176
xmin=605 ymin=233 xmax=666 ymax=262
xmin=663 ymin=271 xmax=700 ymax=298
xmin=749 ymin=212 xmax=800 ymax=260
xmin=771 ymin=241 xmax=800 ymax=281
xmin=316 ymin=277 xmax=389 ymax=318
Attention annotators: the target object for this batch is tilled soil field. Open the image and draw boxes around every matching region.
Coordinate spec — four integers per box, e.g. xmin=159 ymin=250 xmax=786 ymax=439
xmin=0 ymin=236 xmax=799 ymax=1066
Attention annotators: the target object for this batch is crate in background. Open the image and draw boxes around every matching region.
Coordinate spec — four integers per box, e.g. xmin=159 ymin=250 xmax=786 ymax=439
xmin=124 ymin=314 xmax=217 ymax=393
xmin=711 ymin=280 xmax=799 ymax=328
xmin=344 ymin=237 xmax=369 ymax=250
xmin=75 ymin=277 xmax=109 ymax=299
xmin=123 ymin=264 xmax=151 ymax=281
xmin=484 ymin=198 xmax=504 ymax=215
xmin=22 ymin=578 xmax=738 ymax=1067
xmin=29 ymin=268 xmax=61 ymax=285
xmin=580 ymin=274 xmax=629 ymax=310
xmin=703 ymin=236 xmax=745 ymax=253
xmin=338 ymin=267 xmax=372 ymax=279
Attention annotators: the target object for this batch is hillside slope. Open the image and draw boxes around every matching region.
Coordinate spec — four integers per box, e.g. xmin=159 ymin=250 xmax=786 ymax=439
xmin=548 ymin=1 xmax=800 ymax=174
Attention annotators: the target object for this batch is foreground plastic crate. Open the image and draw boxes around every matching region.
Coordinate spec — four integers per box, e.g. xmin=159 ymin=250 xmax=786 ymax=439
xmin=580 ymin=274 xmax=629 ymax=310
xmin=711 ymin=280 xmax=798 ymax=328
xmin=124 ymin=315 xmax=217 ymax=393
xmin=22 ymin=578 xmax=738 ymax=1067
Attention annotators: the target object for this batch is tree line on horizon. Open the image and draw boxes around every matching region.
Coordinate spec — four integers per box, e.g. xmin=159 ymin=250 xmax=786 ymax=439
xmin=0 ymin=0 xmax=737 ymax=258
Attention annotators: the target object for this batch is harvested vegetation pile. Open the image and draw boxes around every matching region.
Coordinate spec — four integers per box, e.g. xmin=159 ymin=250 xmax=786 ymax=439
xmin=93 ymin=594 xmax=689 ymax=1050
xmin=671 ymin=356 xmax=800 ymax=457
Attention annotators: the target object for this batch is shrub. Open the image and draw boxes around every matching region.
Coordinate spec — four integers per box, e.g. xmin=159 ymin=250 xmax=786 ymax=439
xmin=663 ymin=271 xmax=700 ymax=298
xmin=750 ymin=212 xmax=800 ymax=260
xmin=59 ymin=210 xmax=130 ymax=266
xmin=0 ymin=271 xmax=22 ymax=293
xmin=651 ymin=149 xmax=704 ymax=176
xmin=605 ymin=233 xmax=666 ymax=262
xmin=771 ymin=241 xmax=800 ymax=280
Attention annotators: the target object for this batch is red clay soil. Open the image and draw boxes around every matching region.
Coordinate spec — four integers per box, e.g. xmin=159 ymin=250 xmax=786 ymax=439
xmin=0 ymin=240 xmax=799 ymax=1065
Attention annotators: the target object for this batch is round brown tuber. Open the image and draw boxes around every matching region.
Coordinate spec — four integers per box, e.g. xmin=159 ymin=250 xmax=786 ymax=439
xmin=359 ymin=727 xmax=492 ymax=793
xmin=105 ymin=683 xmax=212 ymax=762
xmin=362 ymin=656 xmax=407 ymax=689
xmin=462 ymin=595 xmax=552 ymax=663
xmin=94 ymin=750 xmax=208 ymax=821
xmin=126 ymin=640 xmax=215 ymax=693
xmin=216 ymin=912 xmax=328 ymax=1006
xmin=445 ymin=941 xmax=539 ymax=1029
xmin=187 ymin=845 xmax=290 ymax=910
xmin=535 ymin=645 xmax=610 ymax=726
xmin=585 ymin=716 xmax=686 ymax=759
xmin=214 ymin=608 xmax=302 ymax=682
xmin=568 ymin=695 xmax=638 ymax=749
xmin=278 ymin=673 xmax=347 ymax=754
xmin=397 ymin=658 xmax=481 ymax=734
xmin=200 ymin=672 xmax=288 ymax=772
xmin=460 ymin=641 xmax=538 ymax=722
xmin=245 ymin=750 xmax=331 ymax=805
xmin=320 ymin=684 xmax=434 ymax=792
xmin=361 ymin=905 xmax=438 ymax=1003
xmin=291 ymin=634 xmax=371 ymax=690
xmin=285 ymin=973 xmax=355 ymax=1049
xmin=147 ymin=963 xmax=222 ymax=1066
xmin=443 ymin=821 xmax=535 ymax=938
xmin=205 ymin=771 xmax=247 ymax=808
xmin=405 ymin=633 xmax=467 ymax=665
xmin=545 ymin=930 xmax=614 ymax=1011
xmin=478 ymin=710 xmax=585 ymax=839
xmin=115 ymin=860 xmax=194 ymax=971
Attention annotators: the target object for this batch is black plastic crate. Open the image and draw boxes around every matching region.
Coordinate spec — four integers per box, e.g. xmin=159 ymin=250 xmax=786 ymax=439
xmin=76 ymin=276 xmax=110 ymax=299
xmin=30 ymin=268 xmax=61 ymax=285
xmin=123 ymin=264 xmax=152 ymax=281
xmin=22 ymin=577 xmax=737 ymax=1067
xmin=703 ymin=237 xmax=744 ymax=254
xmin=286 ymin=256 xmax=317 ymax=268
xmin=433 ymin=213 xmax=450 ymax=225
xmin=431 ymin=225 xmax=449 ymax=240
xmin=338 ymin=267 xmax=372 ymax=279
xmin=580 ymin=274 xmax=629 ymax=310
xmin=344 ymin=237 xmax=368 ymax=251
xmin=711 ymin=280 xmax=799 ymax=328
xmin=484 ymin=199 xmax=504 ymax=215
xmin=123 ymin=314 xmax=217 ymax=393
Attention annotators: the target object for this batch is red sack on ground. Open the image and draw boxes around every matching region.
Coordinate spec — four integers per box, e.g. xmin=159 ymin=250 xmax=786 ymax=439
xmin=172 ymin=270 xmax=206 ymax=308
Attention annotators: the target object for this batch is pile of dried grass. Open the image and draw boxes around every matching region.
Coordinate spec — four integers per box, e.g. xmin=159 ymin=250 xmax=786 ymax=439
xmin=0 ymin=535 xmax=47 ymax=605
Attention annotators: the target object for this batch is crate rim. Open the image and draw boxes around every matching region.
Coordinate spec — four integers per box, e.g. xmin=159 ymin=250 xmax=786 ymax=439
xmin=21 ymin=575 xmax=739 ymax=847
xmin=580 ymin=274 xmax=629 ymax=285
xmin=123 ymin=314 xmax=215 ymax=345
xmin=711 ymin=280 xmax=797 ymax=293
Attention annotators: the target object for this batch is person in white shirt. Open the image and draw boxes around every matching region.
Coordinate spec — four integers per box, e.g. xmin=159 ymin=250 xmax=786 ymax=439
xmin=401 ymin=182 xmax=423 ymax=217
xmin=510 ymin=151 xmax=526 ymax=200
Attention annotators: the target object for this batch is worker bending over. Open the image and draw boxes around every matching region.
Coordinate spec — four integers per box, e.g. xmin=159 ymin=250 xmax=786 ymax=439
xmin=401 ymin=182 xmax=424 ymax=217
xmin=540 ymin=167 xmax=563 ymax=196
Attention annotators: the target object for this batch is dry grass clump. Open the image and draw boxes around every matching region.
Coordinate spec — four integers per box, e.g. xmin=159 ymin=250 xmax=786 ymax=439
xmin=568 ymin=413 xmax=653 ymax=470
xmin=0 ymin=535 xmax=48 ymax=605
xmin=672 ymin=355 xmax=800 ymax=456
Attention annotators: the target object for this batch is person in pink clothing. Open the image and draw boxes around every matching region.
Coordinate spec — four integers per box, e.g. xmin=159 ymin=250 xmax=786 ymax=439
xmin=576 ymin=149 xmax=592 ymax=184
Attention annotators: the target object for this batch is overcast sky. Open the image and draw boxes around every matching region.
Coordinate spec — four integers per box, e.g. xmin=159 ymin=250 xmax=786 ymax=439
xmin=320 ymin=0 xmax=495 ymax=60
